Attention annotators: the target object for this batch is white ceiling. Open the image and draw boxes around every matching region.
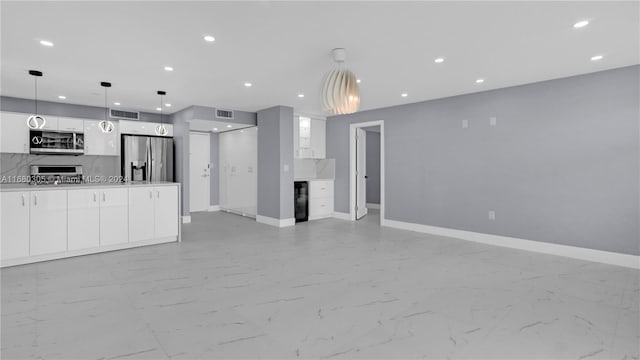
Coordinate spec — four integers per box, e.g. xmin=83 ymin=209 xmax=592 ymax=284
xmin=2 ymin=1 xmax=638 ymax=117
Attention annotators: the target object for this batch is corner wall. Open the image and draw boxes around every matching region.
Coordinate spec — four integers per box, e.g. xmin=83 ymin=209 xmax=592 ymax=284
xmin=327 ymin=65 xmax=640 ymax=256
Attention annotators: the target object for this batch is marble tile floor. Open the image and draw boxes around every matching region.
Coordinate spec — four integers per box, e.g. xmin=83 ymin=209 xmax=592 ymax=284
xmin=1 ymin=210 xmax=638 ymax=359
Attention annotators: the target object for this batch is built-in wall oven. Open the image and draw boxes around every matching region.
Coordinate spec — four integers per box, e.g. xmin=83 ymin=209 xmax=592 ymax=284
xmin=29 ymin=130 xmax=84 ymax=155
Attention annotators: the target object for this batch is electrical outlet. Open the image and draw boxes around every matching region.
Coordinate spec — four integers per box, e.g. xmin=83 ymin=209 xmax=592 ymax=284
xmin=462 ymin=119 xmax=469 ymax=129
xmin=488 ymin=210 xmax=496 ymax=221
xmin=490 ymin=117 xmax=497 ymax=127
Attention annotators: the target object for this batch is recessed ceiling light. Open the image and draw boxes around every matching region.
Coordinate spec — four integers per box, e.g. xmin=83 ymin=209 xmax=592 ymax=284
xmin=297 ymin=93 xmax=305 ymax=98
xmin=213 ymin=128 xmax=218 ymax=131
xmin=204 ymin=35 xmax=215 ymax=42
xmin=573 ymin=20 xmax=589 ymax=28
xmin=356 ymin=79 xmax=361 ymax=83
xmin=244 ymin=82 xmax=252 ymax=87
xmin=156 ymin=107 xmax=162 ymax=111
xmin=401 ymin=93 xmax=408 ymax=97
xmin=39 ymin=40 xmax=54 ymax=47
xmin=434 ymin=57 xmax=445 ymax=63
xmin=164 ymin=66 xmax=174 ymax=71
xmin=113 ymin=102 xmax=121 ymax=106
xmin=476 ymin=78 xmax=485 ymax=84
xmin=590 ymin=55 xmax=604 ymax=61
xmin=165 ymin=103 xmax=172 ymax=107
xmin=58 ymin=95 xmax=66 ymax=99
xmin=227 ymin=125 xmax=232 ymax=128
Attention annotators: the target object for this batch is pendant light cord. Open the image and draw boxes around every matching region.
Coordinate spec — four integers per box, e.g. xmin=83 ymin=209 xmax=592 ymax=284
xmin=104 ymin=87 xmax=108 ymax=121
xmin=34 ymin=77 xmax=38 ymax=116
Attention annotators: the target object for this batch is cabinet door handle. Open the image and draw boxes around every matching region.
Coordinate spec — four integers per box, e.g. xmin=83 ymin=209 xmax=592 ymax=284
xmin=93 ymin=192 xmax=97 ymax=202
xmin=149 ymin=190 xmax=153 ymax=199
xmin=102 ymin=192 xmax=106 ymax=202
xmin=157 ymin=190 xmax=160 ymax=199
xmin=21 ymin=194 xmax=25 ymax=206
xmin=34 ymin=194 xmax=37 ymax=206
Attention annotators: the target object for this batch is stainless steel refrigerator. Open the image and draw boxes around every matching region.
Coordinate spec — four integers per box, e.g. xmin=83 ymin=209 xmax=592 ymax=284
xmin=122 ymin=135 xmax=174 ymax=182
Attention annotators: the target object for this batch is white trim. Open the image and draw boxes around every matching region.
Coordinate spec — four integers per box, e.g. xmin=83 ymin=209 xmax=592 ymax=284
xmin=208 ymin=205 xmax=220 ymax=212
xmin=367 ymin=203 xmax=380 ymax=210
xmin=256 ymin=215 xmax=295 ymax=227
xmin=182 ymin=215 xmax=192 ymax=224
xmin=1 ymin=236 xmax=178 ymax=268
xmin=332 ymin=212 xmax=352 ymax=220
xmin=384 ymin=219 xmax=640 ymax=270
xmin=350 ymin=120 xmax=385 ymax=224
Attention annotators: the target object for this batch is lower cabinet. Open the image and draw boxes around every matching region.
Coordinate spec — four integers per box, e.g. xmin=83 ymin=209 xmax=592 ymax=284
xmin=30 ymin=190 xmax=68 ymax=256
xmin=129 ymin=186 xmax=179 ymax=241
xmin=309 ymin=180 xmax=334 ymax=220
xmin=99 ymin=188 xmax=129 ymax=246
xmin=1 ymin=192 xmax=30 ymax=260
xmin=67 ymin=189 xmax=100 ymax=250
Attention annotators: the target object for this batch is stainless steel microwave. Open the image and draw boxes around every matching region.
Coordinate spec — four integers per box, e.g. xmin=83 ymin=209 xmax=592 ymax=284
xmin=29 ymin=130 xmax=85 ymax=155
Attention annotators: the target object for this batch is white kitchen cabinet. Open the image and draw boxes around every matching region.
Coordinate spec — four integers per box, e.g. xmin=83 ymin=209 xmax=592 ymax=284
xmin=119 ymin=120 xmax=173 ymax=137
xmin=0 ymin=112 xmax=30 ymax=154
xmin=154 ymin=186 xmax=179 ymax=238
xmin=308 ymin=180 xmax=334 ymax=220
xmin=1 ymin=192 xmax=30 ymax=260
xmin=29 ymin=190 xmax=67 ymax=256
xmin=129 ymin=186 xmax=178 ymax=241
xmin=294 ymin=116 xmax=326 ymax=159
xmin=39 ymin=116 xmax=59 ymax=130
xmin=67 ymin=189 xmax=100 ymax=251
xmin=99 ymin=188 xmax=129 ymax=246
xmin=129 ymin=187 xmax=156 ymax=242
xmin=84 ymin=120 xmax=119 ymax=156
xmin=58 ymin=117 xmax=84 ymax=132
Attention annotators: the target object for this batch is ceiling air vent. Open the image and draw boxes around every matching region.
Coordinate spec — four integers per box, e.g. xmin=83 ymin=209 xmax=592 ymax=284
xmin=110 ymin=109 xmax=140 ymax=120
xmin=216 ymin=109 xmax=234 ymax=119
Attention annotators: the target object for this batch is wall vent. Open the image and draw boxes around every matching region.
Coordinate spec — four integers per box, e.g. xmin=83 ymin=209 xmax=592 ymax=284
xmin=216 ymin=109 xmax=234 ymax=119
xmin=110 ymin=109 xmax=140 ymax=120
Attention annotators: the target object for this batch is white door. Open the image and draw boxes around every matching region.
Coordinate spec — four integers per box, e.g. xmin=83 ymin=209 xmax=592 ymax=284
xmin=30 ymin=190 xmax=68 ymax=256
xmin=129 ymin=186 xmax=156 ymax=242
xmin=1 ymin=192 xmax=30 ymax=260
xmin=67 ymin=189 xmax=100 ymax=250
xmin=100 ymin=188 xmax=128 ymax=246
xmin=356 ymin=128 xmax=367 ymax=219
xmin=189 ymin=132 xmax=210 ymax=212
xmin=154 ymin=186 xmax=179 ymax=238
xmin=0 ymin=112 xmax=30 ymax=154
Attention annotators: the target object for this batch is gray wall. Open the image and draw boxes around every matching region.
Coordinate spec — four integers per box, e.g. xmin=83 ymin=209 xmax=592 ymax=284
xmin=170 ymin=105 xmax=257 ymax=216
xmin=327 ymin=65 xmax=640 ymax=256
xmin=1 ymin=96 xmax=168 ymax=123
xmin=257 ymin=106 xmax=294 ymax=220
xmin=365 ymin=131 xmax=381 ymax=205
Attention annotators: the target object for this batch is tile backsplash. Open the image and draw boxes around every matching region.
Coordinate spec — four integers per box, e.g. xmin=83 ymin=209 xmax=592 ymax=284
xmin=0 ymin=153 xmax=119 ymax=178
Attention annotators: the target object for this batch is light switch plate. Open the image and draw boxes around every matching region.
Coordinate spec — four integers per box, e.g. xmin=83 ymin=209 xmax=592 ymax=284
xmin=488 ymin=210 xmax=496 ymax=221
xmin=284 ymin=164 xmax=289 ymax=172
xmin=490 ymin=117 xmax=497 ymax=127
xmin=462 ymin=119 xmax=469 ymax=129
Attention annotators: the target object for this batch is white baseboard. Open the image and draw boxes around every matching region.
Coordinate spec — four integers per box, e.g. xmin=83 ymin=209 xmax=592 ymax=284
xmin=182 ymin=216 xmax=191 ymax=224
xmin=1 ymin=236 xmax=178 ymax=268
xmin=332 ymin=212 xmax=352 ymax=220
xmin=384 ymin=219 xmax=640 ymax=270
xmin=367 ymin=203 xmax=381 ymax=209
xmin=256 ymin=215 xmax=295 ymax=228
xmin=208 ymin=205 xmax=220 ymax=212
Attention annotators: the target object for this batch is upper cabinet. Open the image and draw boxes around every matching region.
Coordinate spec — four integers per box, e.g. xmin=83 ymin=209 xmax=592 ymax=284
xmin=84 ymin=120 xmax=119 ymax=156
xmin=58 ymin=117 xmax=84 ymax=132
xmin=294 ymin=115 xmax=326 ymax=159
xmin=119 ymin=120 xmax=173 ymax=137
xmin=0 ymin=112 xmax=30 ymax=154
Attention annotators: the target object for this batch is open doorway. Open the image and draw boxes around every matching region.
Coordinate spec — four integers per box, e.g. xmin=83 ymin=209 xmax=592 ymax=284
xmin=349 ymin=121 xmax=385 ymax=224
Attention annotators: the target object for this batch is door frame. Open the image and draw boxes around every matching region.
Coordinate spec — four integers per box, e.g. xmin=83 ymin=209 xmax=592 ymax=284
xmin=349 ymin=120 xmax=385 ymax=224
xmin=189 ymin=131 xmax=211 ymax=213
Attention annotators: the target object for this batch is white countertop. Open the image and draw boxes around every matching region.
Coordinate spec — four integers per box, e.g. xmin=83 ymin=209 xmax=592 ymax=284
xmin=0 ymin=181 xmax=180 ymax=192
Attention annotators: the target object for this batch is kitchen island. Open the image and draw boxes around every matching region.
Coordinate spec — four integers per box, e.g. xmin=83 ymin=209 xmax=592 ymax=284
xmin=0 ymin=182 xmax=181 ymax=267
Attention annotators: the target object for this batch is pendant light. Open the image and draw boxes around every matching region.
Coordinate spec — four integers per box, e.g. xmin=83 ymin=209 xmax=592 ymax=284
xmin=99 ymin=82 xmax=115 ymax=133
xmin=155 ymin=90 xmax=168 ymax=136
xmin=26 ymin=70 xmax=46 ymax=129
xmin=321 ymin=48 xmax=360 ymax=115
